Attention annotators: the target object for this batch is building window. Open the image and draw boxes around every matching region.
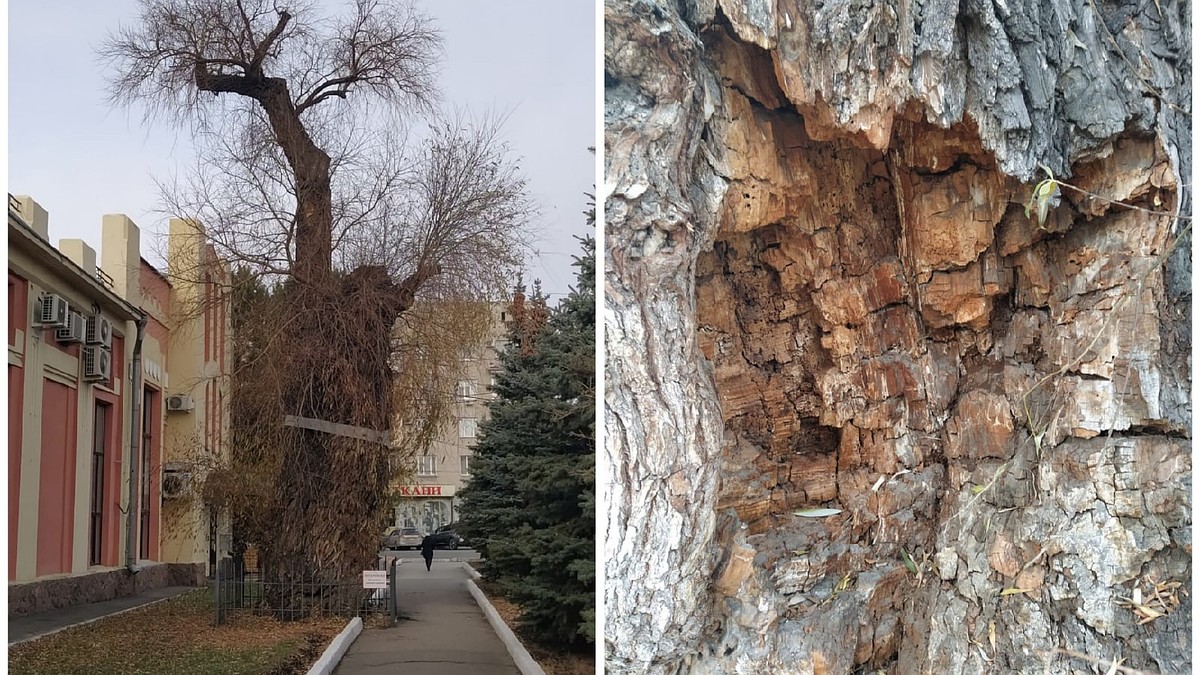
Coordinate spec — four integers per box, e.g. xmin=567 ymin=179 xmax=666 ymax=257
xmin=457 ymin=379 xmax=477 ymax=403
xmin=89 ymin=402 xmax=110 ymax=566
xmin=458 ymin=418 xmax=477 ymax=439
xmin=459 ymin=455 xmax=471 ymax=475
xmin=417 ymin=455 xmax=437 ymax=476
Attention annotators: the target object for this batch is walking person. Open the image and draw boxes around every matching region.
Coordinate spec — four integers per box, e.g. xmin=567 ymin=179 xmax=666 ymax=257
xmin=420 ymin=534 xmax=435 ymax=571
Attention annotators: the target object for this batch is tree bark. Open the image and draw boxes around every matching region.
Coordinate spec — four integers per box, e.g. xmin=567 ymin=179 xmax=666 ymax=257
xmin=603 ymin=1 xmax=729 ymax=671
xmin=605 ymin=0 xmax=1190 ymax=672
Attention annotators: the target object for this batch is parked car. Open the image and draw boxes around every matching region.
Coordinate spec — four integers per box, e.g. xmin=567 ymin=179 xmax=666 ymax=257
xmin=427 ymin=524 xmax=464 ymax=550
xmin=382 ymin=526 xmax=424 ymax=550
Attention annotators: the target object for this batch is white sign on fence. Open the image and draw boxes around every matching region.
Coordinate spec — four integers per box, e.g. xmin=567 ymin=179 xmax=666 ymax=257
xmin=362 ymin=570 xmax=388 ymax=589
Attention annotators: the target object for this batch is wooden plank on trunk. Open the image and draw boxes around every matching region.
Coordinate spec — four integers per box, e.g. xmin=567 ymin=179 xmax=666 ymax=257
xmin=282 ymin=415 xmax=389 ymax=445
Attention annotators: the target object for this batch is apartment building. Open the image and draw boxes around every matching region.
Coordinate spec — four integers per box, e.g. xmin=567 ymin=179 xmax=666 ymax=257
xmin=391 ymin=303 xmax=508 ymax=534
xmin=8 ymin=195 xmax=231 ymax=615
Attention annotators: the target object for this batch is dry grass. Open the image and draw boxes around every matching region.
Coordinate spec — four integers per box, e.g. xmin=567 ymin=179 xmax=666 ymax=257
xmin=8 ymin=590 xmax=346 ymax=675
xmin=475 ymin=579 xmax=595 ymax=675
xmin=1117 ymin=576 xmax=1184 ymax=626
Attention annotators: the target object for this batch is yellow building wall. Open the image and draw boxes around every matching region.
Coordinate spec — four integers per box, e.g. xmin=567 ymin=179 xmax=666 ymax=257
xmin=160 ymin=217 xmax=233 ymax=568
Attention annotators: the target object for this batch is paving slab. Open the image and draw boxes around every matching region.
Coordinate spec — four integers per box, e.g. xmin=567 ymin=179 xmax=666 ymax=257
xmin=8 ymin=585 xmax=200 ymax=645
xmin=334 ymin=561 xmax=519 ymax=675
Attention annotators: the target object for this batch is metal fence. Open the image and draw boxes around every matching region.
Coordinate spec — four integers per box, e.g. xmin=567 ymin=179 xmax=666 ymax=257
xmin=212 ymin=556 xmax=399 ymax=625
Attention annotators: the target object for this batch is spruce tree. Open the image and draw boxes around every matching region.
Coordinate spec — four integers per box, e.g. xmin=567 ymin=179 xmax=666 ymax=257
xmin=457 ymin=280 xmax=550 ymax=567
xmin=459 ymin=229 xmax=595 ymax=648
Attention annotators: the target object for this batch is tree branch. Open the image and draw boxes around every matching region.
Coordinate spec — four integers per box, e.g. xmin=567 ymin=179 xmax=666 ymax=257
xmin=193 ymin=63 xmax=269 ymax=98
xmin=249 ymin=8 xmax=291 ymax=72
xmin=295 ymin=75 xmax=360 ymax=113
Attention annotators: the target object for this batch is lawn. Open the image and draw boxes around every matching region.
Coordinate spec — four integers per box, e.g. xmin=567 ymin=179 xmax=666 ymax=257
xmin=8 ymin=590 xmax=347 ymax=675
xmin=474 ymin=579 xmax=595 ymax=675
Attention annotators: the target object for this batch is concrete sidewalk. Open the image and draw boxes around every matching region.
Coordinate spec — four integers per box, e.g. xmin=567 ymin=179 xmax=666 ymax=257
xmin=8 ymin=585 xmax=200 ymax=645
xmin=334 ymin=561 xmax=519 ymax=675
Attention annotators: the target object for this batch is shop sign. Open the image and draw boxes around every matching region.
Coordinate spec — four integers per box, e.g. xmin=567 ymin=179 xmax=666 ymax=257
xmin=396 ymin=485 xmax=455 ymax=497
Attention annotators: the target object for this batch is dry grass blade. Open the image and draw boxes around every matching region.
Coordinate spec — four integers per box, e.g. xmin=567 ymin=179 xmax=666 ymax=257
xmin=1049 ymin=648 xmax=1161 ymax=675
xmin=1116 ymin=576 xmax=1181 ymax=626
xmin=793 ymin=507 xmax=843 ymax=518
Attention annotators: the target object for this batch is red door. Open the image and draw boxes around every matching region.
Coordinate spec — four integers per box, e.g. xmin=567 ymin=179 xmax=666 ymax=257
xmin=37 ymin=379 xmax=77 ymax=577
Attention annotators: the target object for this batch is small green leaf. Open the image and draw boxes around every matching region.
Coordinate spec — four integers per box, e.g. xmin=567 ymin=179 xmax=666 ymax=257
xmin=901 ymin=547 xmax=918 ymax=575
xmin=971 ymin=484 xmax=985 ymax=495
xmin=793 ymin=508 xmax=843 ymax=518
xmin=1033 ymin=178 xmax=1058 ymax=201
xmin=1026 ymin=178 xmax=1061 ymax=226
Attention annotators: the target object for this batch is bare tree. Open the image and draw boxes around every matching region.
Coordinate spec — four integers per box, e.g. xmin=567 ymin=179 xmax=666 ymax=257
xmin=101 ymin=0 xmax=534 ymax=594
xmin=103 ymin=0 xmax=447 ymax=285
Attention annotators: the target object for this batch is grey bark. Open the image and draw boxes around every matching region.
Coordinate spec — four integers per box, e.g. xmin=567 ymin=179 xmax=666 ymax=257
xmin=603 ymin=1 xmax=729 ymax=671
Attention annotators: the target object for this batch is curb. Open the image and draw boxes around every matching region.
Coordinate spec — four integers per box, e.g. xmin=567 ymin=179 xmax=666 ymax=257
xmin=9 ymin=587 xmax=202 ymax=647
xmin=464 ymin=563 xmax=482 ymax=580
xmin=466 ymin=578 xmax=546 ymax=675
xmin=305 ymin=616 xmax=363 ymax=675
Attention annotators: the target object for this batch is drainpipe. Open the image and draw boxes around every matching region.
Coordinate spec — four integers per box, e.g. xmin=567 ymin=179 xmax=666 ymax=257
xmin=126 ymin=312 xmax=147 ymax=573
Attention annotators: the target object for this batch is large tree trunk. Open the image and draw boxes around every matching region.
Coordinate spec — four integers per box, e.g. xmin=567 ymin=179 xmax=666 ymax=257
xmin=604 ymin=0 xmax=1190 ymax=673
xmin=195 ymin=55 xmax=334 ymax=288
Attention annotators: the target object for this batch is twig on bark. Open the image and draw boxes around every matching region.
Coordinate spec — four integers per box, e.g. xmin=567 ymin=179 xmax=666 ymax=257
xmin=1047 ymin=647 xmax=1162 ymax=675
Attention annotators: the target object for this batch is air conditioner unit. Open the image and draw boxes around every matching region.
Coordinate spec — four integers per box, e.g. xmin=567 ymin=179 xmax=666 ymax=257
xmin=166 ymin=394 xmax=195 ymax=413
xmin=35 ymin=293 xmax=69 ymax=328
xmin=55 ymin=311 xmax=86 ymax=343
xmin=162 ymin=464 xmax=192 ymax=499
xmin=85 ymin=314 xmax=113 ymax=349
xmin=82 ymin=345 xmax=112 ymax=381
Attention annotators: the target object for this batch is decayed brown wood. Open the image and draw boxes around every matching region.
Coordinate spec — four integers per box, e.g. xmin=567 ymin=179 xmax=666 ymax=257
xmin=606 ymin=0 xmax=1190 ymax=672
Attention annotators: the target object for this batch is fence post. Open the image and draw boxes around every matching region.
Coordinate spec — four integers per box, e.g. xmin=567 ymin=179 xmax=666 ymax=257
xmin=212 ymin=558 xmax=223 ymax=626
xmin=389 ymin=557 xmax=398 ymax=624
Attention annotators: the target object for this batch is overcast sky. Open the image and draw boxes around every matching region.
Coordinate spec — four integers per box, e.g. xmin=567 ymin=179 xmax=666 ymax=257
xmin=9 ymin=1 xmax=595 ymax=299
